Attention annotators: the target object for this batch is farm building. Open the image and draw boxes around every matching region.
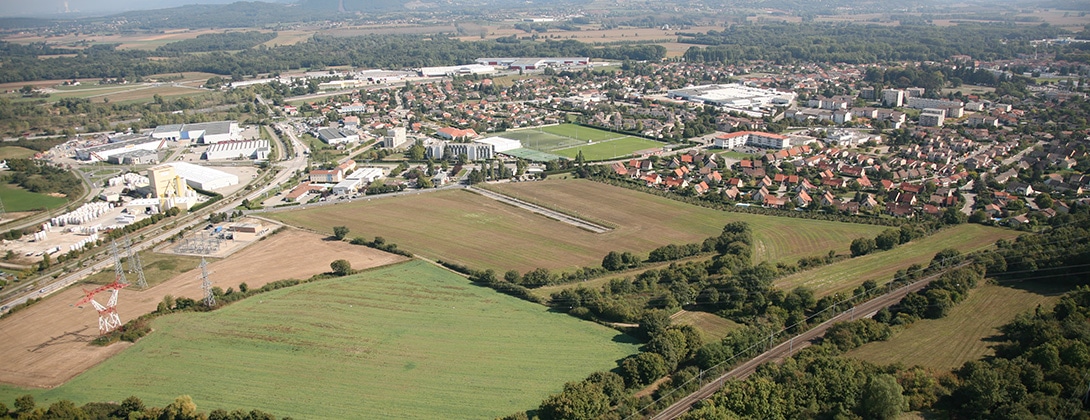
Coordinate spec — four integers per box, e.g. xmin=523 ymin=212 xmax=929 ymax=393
xmin=204 ymin=140 xmax=271 ymax=161
xmin=317 ymin=128 xmax=359 ymax=145
xmin=165 ymin=162 xmax=239 ymax=191
xmin=475 ymin=137 xmax=521 ymax=153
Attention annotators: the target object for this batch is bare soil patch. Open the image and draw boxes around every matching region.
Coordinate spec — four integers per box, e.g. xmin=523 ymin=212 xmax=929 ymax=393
xmin=0 ymin=228 xmax=405 ymax=388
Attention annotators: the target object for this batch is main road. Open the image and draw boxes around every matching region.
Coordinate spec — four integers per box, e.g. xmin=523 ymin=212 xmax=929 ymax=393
xmin=652 ymin=262 xmax=968 ymax=419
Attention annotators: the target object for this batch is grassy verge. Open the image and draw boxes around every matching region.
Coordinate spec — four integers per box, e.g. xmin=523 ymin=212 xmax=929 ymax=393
xmin=845 ymin=282 xmax=1066 ymax=371
xmin=774 ymin=224 xmax=1020 ymax=297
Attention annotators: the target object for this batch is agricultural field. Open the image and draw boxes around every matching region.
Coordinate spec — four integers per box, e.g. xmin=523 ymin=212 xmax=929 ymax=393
xmin=0 ymin=260 xmax=638 ymax=419
xmin=0 ymin=229 xmax=405 ymax=389
xmin=271 ymin=179 xmax=888 ymax=273
xmin=670 ymin=310 xmax=742 ymax=341
xmin=493 ymin=124 xmax=665 ymax=161
xmin=0 ymin=184 xmax=69 ymax=212
xmin=846 ymin=282 xmax=1066 ymax=371
xmin=0 ymin=146 xmax=38 ymax=160
xmin=6 ymin=83 xmax=210 ymax=105
xmin=774 ymin=224 xmax=1021 ymax=297
xmin=82 ymin=252 xmax=204 ymax=288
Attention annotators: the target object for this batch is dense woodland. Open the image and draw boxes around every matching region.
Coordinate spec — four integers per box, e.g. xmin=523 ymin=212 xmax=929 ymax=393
xmin=680 ymin=22 xmax=1071 ymax=64
xmin=501 ymin=207 xmax=1090 ymax=419
xmin=0 ymin=36 xmax=665 ymax=83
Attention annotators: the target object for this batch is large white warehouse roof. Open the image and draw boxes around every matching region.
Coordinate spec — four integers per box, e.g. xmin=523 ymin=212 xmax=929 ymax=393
xmin=165 ymin=162 xmax=239 ymax=191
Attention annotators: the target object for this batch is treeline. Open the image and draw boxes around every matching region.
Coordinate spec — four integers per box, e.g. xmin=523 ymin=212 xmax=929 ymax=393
xmin=682 ymin=283 xmax=1090 ymax=420
xmin=0 ymin=394 xmax=284 ymax=420
xmin=0 ymin=35 xmax=665 ymax=83
xmin=2 ymin=159 xmax=82 ymax=198
xmin=680 ymin=22 xmax=1067 ymax=64
xmin=156 ymin=31 xmax=278 ymax=53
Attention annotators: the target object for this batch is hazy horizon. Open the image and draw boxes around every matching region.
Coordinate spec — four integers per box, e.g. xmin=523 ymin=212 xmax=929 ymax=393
xmin=0 ymin=0 xmax=249 ymax=18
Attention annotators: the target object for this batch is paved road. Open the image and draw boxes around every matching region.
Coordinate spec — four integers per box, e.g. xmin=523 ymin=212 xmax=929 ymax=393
xmin=652 ymin=263 xmax=967 ymax=419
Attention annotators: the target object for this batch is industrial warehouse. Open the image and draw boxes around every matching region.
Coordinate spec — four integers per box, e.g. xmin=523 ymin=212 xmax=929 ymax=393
xmin=203 ymin=140 xmax=270 ymax=161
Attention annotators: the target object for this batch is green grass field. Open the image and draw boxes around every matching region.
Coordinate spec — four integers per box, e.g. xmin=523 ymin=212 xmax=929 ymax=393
xmin=846 ymin=283 xmax=1065 ymax=371
xmin=671 ymin=310 xmax=742 ymax=341
xmin=271 ymin=179 xmax=887 ymax=273
xmin=493 ymin=125 xmax=664 ymax=161
xmin=0 ymin=146 xmax=38 ymax=160
xmin=0 ymin=260 xmax=638 ymax=418
xmin=0 ymin=184 xmax=69 ymax=212
xmin=774 ymin=224 xmax=1021 ymax=297
xmin=553 ymin=136 xmax=664 ymax=160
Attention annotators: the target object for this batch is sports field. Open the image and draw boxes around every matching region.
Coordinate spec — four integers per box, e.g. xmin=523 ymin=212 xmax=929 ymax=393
xmin=0 ymin=184 xmax=69 ymax=212
xmin=773 ymin=224 xmax=1021 ymax=297
xmin=272 ymin=179 xmax=888 ymax=273
xmin=846 ymin=282 xmax=1065 ymax=371
xmin=494 ymin=124 xmax=664 ymax=161
xmin=0 ymin=260 xmax=638 ymax=418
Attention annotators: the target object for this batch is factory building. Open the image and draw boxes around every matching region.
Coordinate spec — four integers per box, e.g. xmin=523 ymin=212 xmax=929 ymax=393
xmin=165 ymin=162 xmax=239 ymax=191
xmin=204 ymin=140 xmax=270 ymax=161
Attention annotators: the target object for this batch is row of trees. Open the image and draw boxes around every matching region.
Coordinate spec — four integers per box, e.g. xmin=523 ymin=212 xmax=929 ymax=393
xmin=679 ymin=22 xmax=1068 ymax=64
xmin=0 ymin=35 xmax=666 ymax=83
xmin=0 ymin=394 xmax=283 ymax=420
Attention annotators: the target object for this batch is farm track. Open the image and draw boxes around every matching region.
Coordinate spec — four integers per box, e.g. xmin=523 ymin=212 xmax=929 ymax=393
xmin=653 ymin=262 xmax=969 ymax=419
xmin=467 ymin=186 xmax=612 ymax=233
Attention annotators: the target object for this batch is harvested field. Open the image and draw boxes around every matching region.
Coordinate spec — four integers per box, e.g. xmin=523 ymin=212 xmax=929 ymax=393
xmin=846 ymin=282 xmax=1066 ymax=371
xmin=0 ymin=146 xmax=38 ymax=160
xmin=0 ymin=229 xmax=405 ymax=388
xmin=774 ymin=224 xmax=1020 ymax=297
xmin=0 ymin=260 xmax=637 ymax=418
xmin=272 ymin=179 xmax=887 ymax=273
xmin=671 ymin=310 xmax=742 ymax=341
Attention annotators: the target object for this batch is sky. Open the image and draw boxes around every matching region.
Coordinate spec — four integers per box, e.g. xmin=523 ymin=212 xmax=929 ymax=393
xmin=0 ymin=0 xmax=240 ymax=17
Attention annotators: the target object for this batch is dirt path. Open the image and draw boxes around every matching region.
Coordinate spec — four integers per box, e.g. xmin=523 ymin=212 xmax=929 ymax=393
xmin=0 ymin=229 xmax=406 ymax=388
xmin=467 ymin=186 xmax=611 ymax=233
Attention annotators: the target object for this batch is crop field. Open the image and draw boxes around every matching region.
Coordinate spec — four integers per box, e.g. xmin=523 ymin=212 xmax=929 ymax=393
xmin=82 ymin=252 xmax=204 ymax=288
xmin=846 ymin=283 xmax=1066 ymax=371
xmin=671 ymin=310 xmax=742 ymax=341
xmin=0 ymin=146 xmax=38 ymax=160
xmin=271 ymin=179 xmax=887 ymax=273
xmin=774 ymin=224 xmax=1021 ymax=297
xmin=0 ymin=184 xmax=69 ymax=212
xmin=0 ymin=260 xmax=638 ymax=418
